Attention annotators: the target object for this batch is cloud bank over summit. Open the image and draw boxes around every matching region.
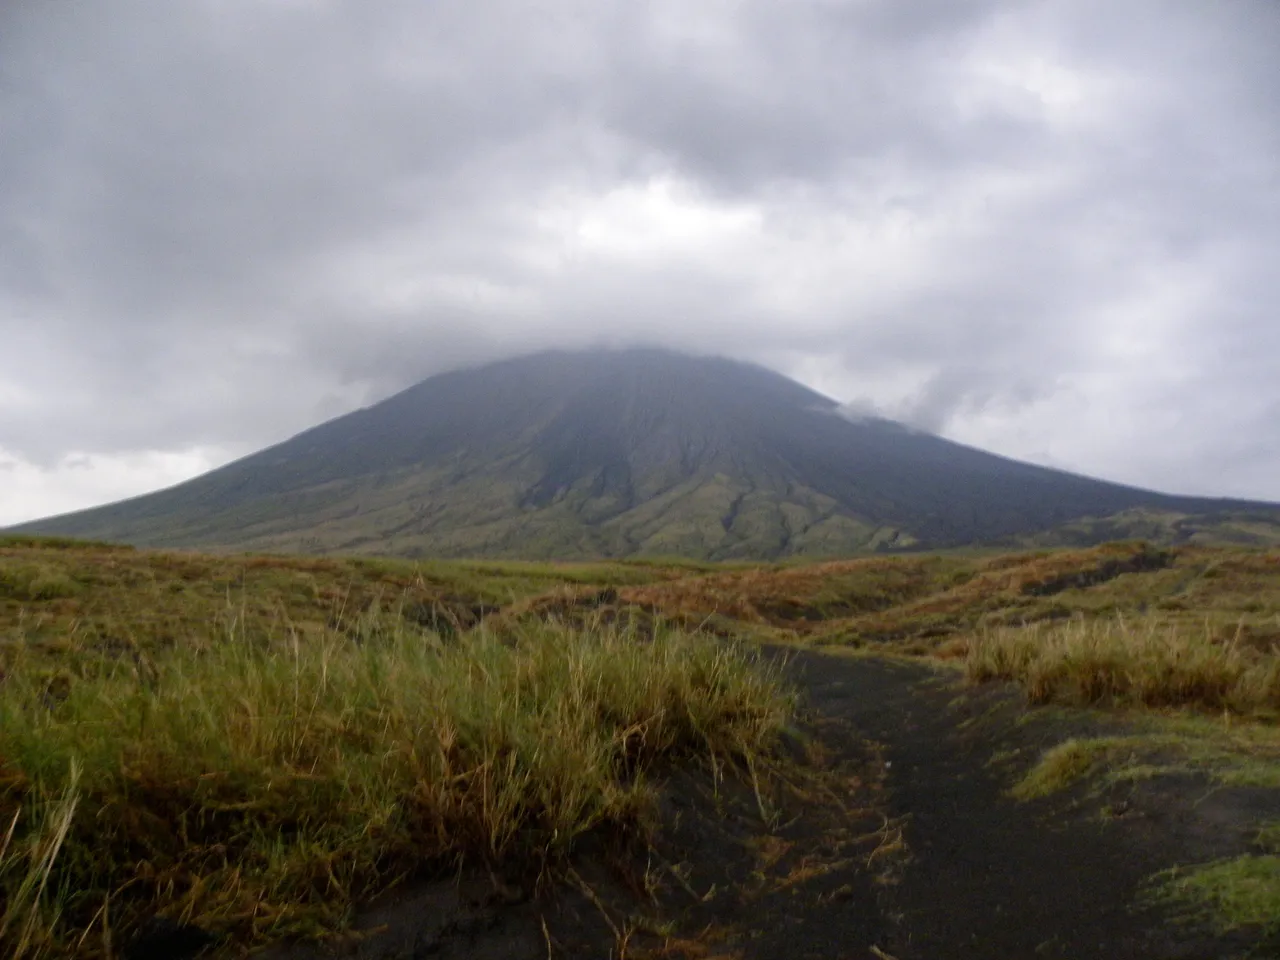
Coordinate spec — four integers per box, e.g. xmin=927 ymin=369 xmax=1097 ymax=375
xmin=2 ymin=0 xmax=1279 ymax=524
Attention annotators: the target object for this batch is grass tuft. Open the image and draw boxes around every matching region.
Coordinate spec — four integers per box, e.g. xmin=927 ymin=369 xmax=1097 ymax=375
xmin=1010 ymin=738 xmax=1117 ymax=800
xmin=0 ymin=762 xmax=80 ymax=959
xmin=1147 ymin=855 xmax=1280 ymax=935
xmin=0 ymin=563 xmax=82 ymax=602
xmin=967 ymin=615 xmax=1280 ymax=717
xmin=0 ymin=615 xmax=788 ymax=957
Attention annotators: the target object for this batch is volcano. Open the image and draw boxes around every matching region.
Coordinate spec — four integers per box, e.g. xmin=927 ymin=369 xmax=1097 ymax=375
xmin=12 ymin=348 xmax=1280 ymax=558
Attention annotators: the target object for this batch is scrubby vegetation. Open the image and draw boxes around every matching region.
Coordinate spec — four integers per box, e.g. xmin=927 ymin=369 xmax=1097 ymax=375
xmin=1 ymin=621 xmax=786 ymax=957
xmin=4 ymin=536 xmax=1280 ymax=951
xmin=967 ymin=616 xmax=1280 ymax=716
xmin=624 ymin=541 xmax=1280 ymax=658
xmin=0 ymin=541 xmax=787 ymax=958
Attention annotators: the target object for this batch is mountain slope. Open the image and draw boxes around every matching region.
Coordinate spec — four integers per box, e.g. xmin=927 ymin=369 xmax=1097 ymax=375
xmin=12 ymin=348 xmax=1280 ymax=558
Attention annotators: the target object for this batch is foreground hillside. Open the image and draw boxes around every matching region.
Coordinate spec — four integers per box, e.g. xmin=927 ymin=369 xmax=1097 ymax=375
xmin=13 ymin=349 xmax=1280 ymax=558
xmin=0 ymin=538 xmax=784 ymax=958
xmin=2 ymin=537 xmax=1280 ymax=957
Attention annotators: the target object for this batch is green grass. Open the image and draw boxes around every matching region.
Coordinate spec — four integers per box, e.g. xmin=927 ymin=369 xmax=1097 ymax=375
xmin=0 ymin=563 xmax=82 ymax=602
xmin=1147 ymin=822 xmax=1280 ymax=936
xmin=1009 ymin=738 xmax=1121 ymax=800
xmin=1009 ymin=714 xmax=1280 ymax=800
xmin=0 ymin=610 xmax=788 ymax=958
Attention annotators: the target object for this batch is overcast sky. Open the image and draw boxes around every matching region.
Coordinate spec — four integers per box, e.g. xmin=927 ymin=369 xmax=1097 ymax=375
xmin=2 ymin=0 xmax=1279 ymax=526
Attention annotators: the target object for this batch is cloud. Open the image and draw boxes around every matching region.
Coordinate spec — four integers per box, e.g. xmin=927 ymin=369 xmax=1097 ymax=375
xmin=0 ymin=446 xmax=225 ymax=528
xmin=2 ymin=0 xmax=1279 ymax=522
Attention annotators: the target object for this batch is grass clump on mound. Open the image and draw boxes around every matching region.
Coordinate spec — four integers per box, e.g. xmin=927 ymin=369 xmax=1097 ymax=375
xmin=1147 ymin=823 xmax=1280 ymax=937
xmin=0 ymin=616 xmax=789 ymax=958
xmin=966 ymin=615 xmax=1280 ymax=716
xmin=1152 ymin=855 xmax=1280 ymax=934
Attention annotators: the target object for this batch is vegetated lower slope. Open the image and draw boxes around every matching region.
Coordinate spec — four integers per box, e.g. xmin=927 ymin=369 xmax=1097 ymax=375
xmin=11 ymin=348 xmax=1280 ymax=559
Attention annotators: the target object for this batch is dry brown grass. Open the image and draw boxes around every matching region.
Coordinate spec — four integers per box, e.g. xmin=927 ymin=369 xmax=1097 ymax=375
xmin=967 ymin=615 xmax=1280 ymax=716
xmin=620 ymin=542 xmax=1246 ymax=651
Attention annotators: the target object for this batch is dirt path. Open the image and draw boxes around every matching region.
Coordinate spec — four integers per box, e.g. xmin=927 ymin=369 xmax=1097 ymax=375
xmin=196 ymin=651 xmax=1276 ymax=959
xmin=784 ymin=649 xmax=1265 ymax=960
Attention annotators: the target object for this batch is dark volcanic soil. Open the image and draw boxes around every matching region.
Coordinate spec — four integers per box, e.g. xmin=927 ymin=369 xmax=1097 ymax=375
xmin=196 ymin=651 xmax=1278 ymax=960
xmin=789 ymin=651 xmax=1273 ymax=960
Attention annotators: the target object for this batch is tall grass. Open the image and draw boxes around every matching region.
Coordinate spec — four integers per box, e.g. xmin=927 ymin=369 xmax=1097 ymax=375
xmin=0 ymin=615 xmax=789 ymax=957
xmin=967 ymin=616 xmax=1280 ymax=715
xmin=0 ymin=765 xmax=80 ymax=959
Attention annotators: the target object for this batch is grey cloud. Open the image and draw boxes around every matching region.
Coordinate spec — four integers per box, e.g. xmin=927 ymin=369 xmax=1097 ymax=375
xmin=590 ymin=1 xmax=1052 ymax=194
xmin=1 ymin=0 xmax=1278 ymax=499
